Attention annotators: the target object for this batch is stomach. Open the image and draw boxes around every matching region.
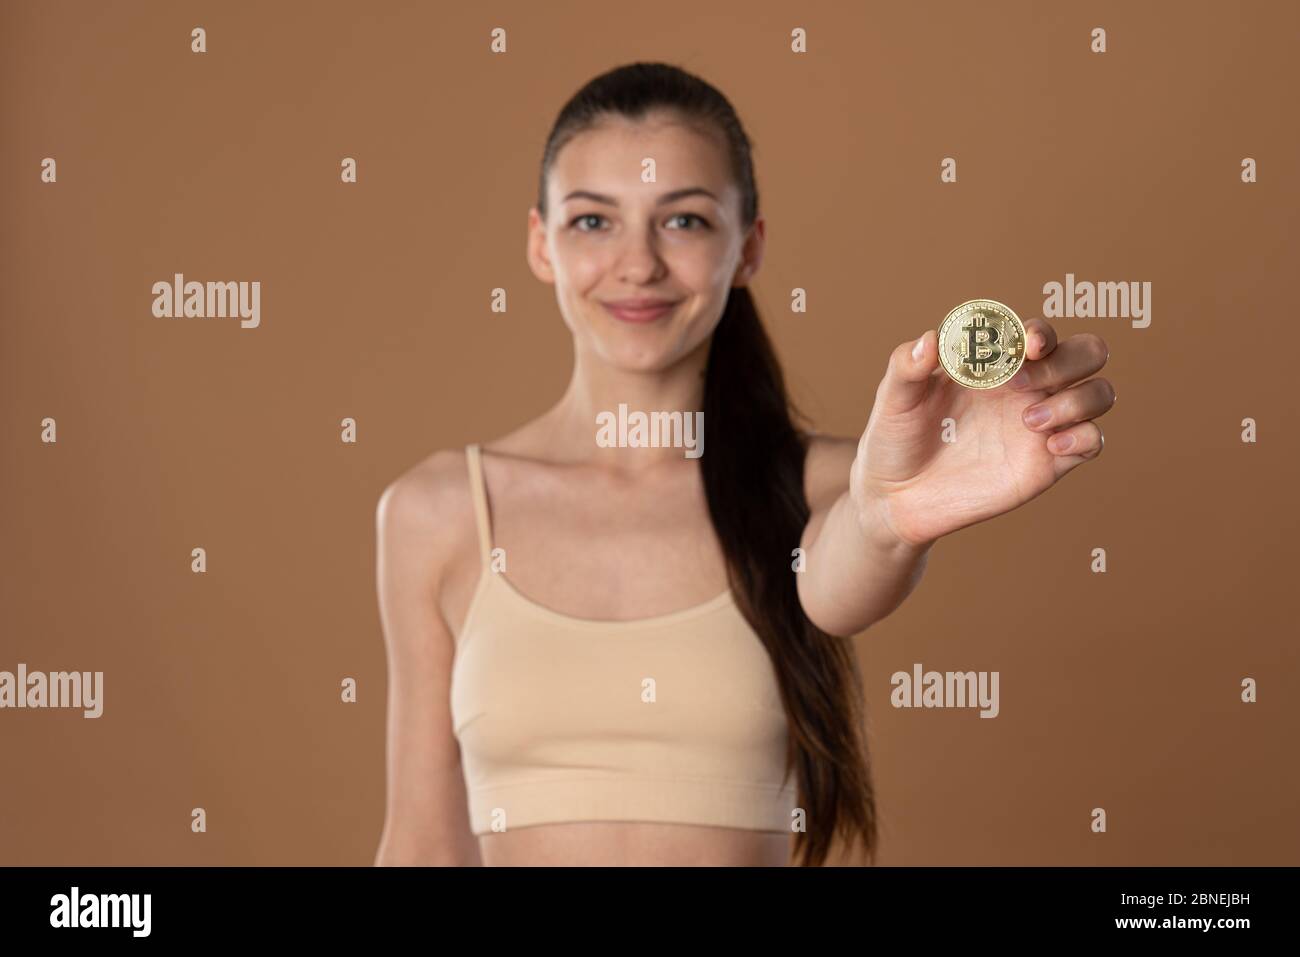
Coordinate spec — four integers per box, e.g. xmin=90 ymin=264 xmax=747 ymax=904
xmin=476 ymin=820 xmax=793 ymax=866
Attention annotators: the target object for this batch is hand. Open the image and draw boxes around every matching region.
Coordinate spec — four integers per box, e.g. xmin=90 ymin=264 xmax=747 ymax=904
xmin=851 ymin=319 xmax=1116 ymax=548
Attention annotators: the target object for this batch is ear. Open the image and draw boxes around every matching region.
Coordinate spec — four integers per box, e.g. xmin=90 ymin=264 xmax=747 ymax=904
xmin=525 ymin=207 xmax=556 ymax=284
xmin=732 ymin=215 xmax=765 ymax=286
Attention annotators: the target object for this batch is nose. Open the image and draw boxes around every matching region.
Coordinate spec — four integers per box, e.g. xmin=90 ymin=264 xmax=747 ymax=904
xmin=615 ymin=224 xmax=667 ymax=284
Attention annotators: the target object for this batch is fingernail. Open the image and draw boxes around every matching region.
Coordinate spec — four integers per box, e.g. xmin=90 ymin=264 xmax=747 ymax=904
xmin=1049 ymin=433 xmax=1074 ymax=453
xmin=912 ymin=334 xmax=926 ymax=360
xmin=1023 ymin=405 xmax=1051 ymax=428
xmin=1030 ymin=333 xmax=1046 ymax=354
xmin=1009 ymin=368 xmax=1031 ymax=390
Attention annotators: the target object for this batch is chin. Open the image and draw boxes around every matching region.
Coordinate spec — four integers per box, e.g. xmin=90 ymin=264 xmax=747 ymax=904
xmin=596 ymin=339 xmax=682 ymax=373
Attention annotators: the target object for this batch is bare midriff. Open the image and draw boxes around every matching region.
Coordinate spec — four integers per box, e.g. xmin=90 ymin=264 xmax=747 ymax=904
xmin=477 ymin=820 xmax=792 ymax=866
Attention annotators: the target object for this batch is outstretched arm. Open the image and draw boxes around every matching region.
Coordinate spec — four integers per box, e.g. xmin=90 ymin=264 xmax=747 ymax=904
xmin=797 ymin=434 xmax=933 ymax=638
xmin=797 ymin=320 xmax=1114 ymax=637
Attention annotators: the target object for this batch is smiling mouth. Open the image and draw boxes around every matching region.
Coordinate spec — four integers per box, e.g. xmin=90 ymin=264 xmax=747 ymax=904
xmin=601 ymin=301 xmax=680 ymax=323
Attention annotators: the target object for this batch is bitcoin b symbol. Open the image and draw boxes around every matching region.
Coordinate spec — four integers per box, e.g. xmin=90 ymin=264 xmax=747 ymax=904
xmin=961 ymin=315 xmax=1003 ymax=374
xmin=937 ymin=299 xmax=1026 ymax=390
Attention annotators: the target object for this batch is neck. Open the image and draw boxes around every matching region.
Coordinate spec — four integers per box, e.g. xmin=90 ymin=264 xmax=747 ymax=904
xmin=538 ymin=336 xmax=711 ymax=467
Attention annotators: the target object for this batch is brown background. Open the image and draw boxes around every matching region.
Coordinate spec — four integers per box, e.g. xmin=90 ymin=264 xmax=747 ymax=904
xmin=2 ymin=0 xmax=1296 ymax=865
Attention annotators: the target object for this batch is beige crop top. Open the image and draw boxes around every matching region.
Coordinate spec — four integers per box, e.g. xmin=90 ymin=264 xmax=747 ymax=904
xmin=450 ymin=444 xmax=799 ymax=836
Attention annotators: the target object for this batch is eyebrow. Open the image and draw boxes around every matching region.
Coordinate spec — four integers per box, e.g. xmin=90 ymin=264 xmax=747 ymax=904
xmin=560 ymin=187 xmax=720 ymax=206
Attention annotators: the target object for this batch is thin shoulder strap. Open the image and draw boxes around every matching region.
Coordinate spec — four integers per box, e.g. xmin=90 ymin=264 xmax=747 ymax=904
xmin=464 ymin=444 xmax=493 ymax=567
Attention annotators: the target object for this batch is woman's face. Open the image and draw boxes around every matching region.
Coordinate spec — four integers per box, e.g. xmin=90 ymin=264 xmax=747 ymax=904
xmin=527 ymin=111 xmax=764 ymax=373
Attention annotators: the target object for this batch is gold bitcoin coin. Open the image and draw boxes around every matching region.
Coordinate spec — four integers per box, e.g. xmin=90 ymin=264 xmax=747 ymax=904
xmin=937 ymin=299 xmax=1027 ymax=390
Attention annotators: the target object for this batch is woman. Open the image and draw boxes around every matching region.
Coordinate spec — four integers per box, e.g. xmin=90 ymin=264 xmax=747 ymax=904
xmin=373 ymin=62 xmax=1114 ymax=867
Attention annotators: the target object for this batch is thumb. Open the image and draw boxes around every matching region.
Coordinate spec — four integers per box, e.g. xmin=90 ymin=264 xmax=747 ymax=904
xmin=876 ymin=330 xmax=938 ymax=415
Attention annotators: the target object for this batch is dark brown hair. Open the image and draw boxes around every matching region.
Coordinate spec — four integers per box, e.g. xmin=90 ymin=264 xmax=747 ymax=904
xmin=535 ymin=61 xmax=877 ymax=866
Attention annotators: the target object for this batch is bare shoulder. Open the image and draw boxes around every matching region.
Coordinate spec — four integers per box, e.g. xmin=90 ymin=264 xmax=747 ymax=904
xmin=375 ymin=448 xmax=479 ymax=604
xmin=801 ymin=431 xmax=858 ymax=515
xmin=377 ymin=448 xmax=474 ymax=535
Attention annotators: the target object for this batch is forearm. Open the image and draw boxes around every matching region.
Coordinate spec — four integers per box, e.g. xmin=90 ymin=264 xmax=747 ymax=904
xmin=796 ymin=488 xmax=934 ymax=637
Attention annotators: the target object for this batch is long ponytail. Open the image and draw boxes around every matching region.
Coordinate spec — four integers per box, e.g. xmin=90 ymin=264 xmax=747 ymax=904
xmin=703 ymin=284 xmax=877 ymax=866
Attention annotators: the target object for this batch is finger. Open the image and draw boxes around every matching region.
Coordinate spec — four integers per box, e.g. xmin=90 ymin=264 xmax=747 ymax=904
xmin=1047 ymin=420 xmax=1104 ymax=478
xmin=876 ymin=329 xmax=938 ymax=415
xmin=1022 ymin=317 xmax=1058 ymax=360
xmin=1020 ymin=377 xmax=1117 ymax=432
xmin=1009 ymin=332 xmax=1109 ymax=394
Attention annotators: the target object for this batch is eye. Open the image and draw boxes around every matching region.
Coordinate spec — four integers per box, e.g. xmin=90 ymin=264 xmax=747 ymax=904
xmin=667 ymin=213 xmax=710 ymax=230
xmin=570 ymin=213 xmax=607 ymax=231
